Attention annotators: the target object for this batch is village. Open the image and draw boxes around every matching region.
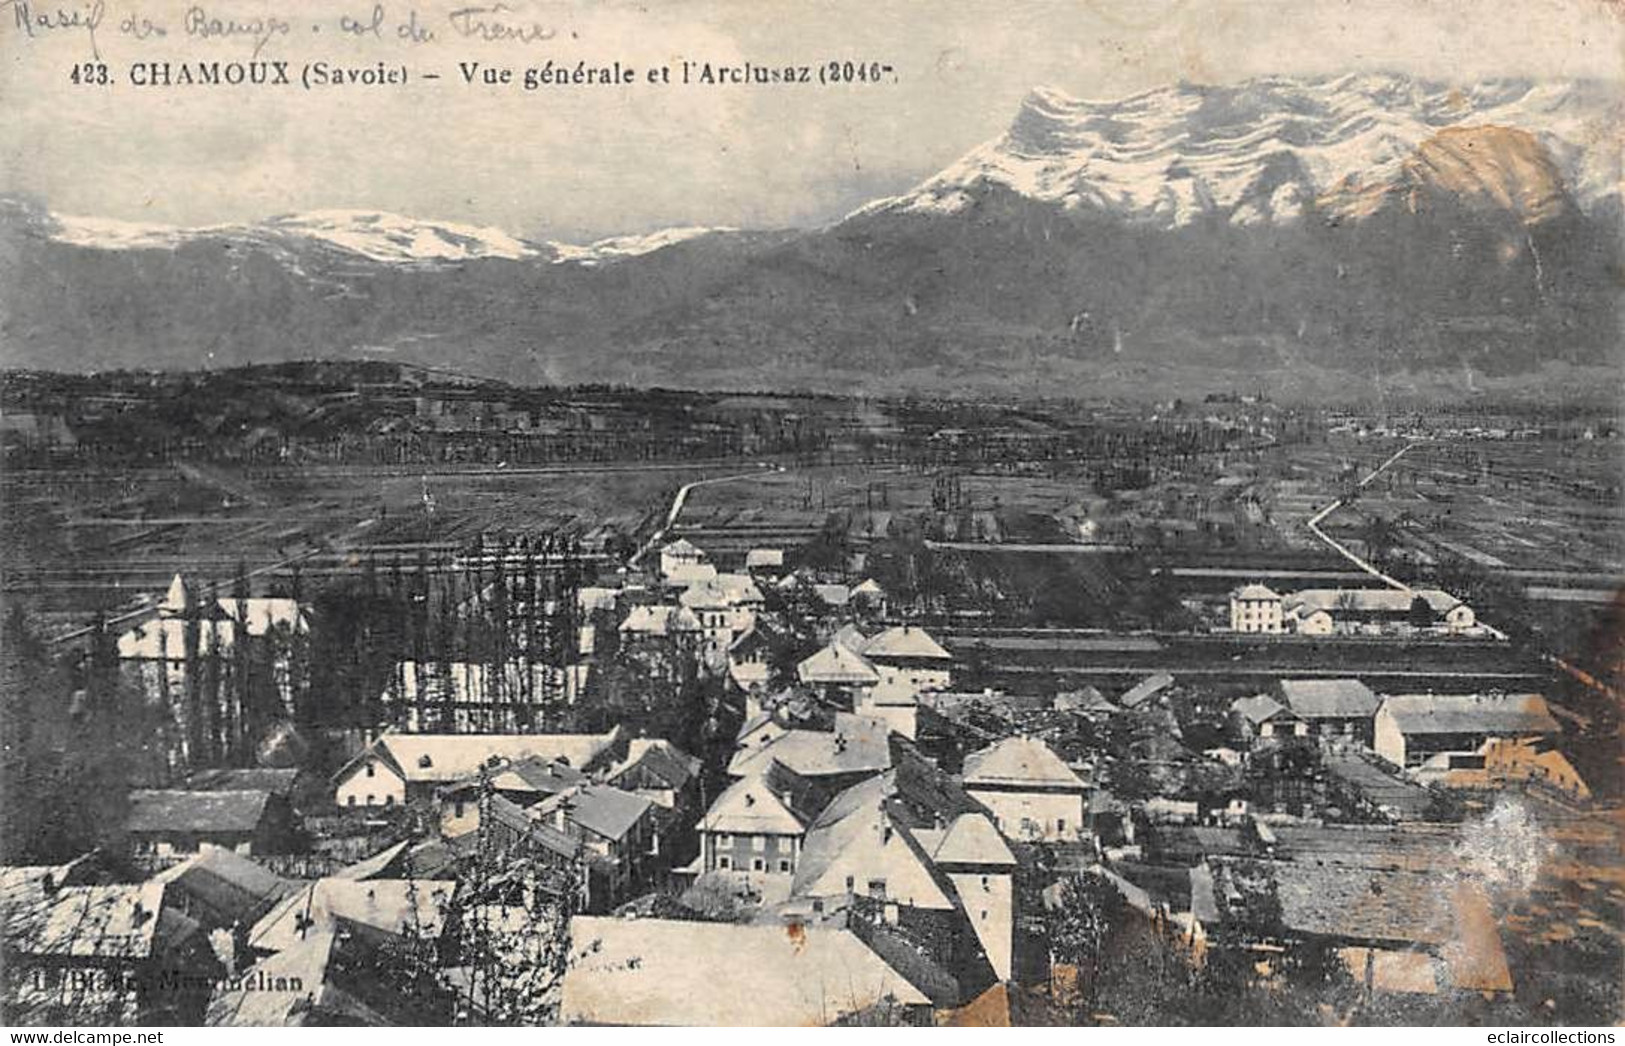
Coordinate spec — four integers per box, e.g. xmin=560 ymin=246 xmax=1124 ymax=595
xmin=1 ymin=370 xmax=1620 ymax=1027
xmin=2 ymin=491 xmax=1619 ymax=1025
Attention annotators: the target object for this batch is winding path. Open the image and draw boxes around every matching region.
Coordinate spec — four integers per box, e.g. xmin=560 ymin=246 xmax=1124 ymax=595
xmin=1308 ymin=442 xmax=1622 ymax=703
xmin=1304 ymin=440 xmax=1421 ymax=594
xmin=628 ymin=464 xmax=784 ymax=569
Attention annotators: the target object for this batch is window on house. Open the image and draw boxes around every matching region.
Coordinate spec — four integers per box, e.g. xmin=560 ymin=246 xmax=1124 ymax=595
xmin=752 ymin=858 xmax=765 ymax=872
xmin=867 ymin=878 xmax=886 ymax=899
xmin=346 ymin=796 xmax=356 ymax=807
xmin=364 ymin=762 xmax=376 ymax=778
xmin=454 ymin=801 xmax=465 ymax=819
xmin=778 ymin=859 xmax=792 ymax=873
xmin=385 ymin=795 xmax=395 ymax=807
xmin=1056 ymin=817 xmax=1067 ymax=834
xmin=367 ymin=795 xmax=376 ymax=805
xmin=718 ymin=855 xmax=731 ymax=870
xmin=717 ymin=833 xmax=731 ymax=847
xmin=752 ymin=835 xmax=765 ymax=852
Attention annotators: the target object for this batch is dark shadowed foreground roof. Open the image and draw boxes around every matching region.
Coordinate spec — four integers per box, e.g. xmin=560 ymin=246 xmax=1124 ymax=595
xmin=151 ymin=848 xmax=292 ymax=924
xmin=250 ymin=878 xmax=455 ymax=953
xmin=537 ymin=784 xmax=653 ymax=843
xmin=561 ymin=916 xmax=927 ymax=1025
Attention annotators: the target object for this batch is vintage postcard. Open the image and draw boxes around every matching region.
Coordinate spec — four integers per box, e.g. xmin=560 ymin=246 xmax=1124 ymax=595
xmin=1 ymin=0 xmax=1621 ymax=1030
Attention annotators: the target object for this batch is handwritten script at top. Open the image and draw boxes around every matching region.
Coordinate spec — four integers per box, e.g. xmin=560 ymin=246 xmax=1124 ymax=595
xmin=4 ymin=1 xmax=562 ymax=58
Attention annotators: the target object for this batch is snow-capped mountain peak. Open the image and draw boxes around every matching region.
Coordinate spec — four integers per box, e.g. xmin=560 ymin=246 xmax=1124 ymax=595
xmin=34 ymin=205 xmax=733 ymax=269
xmin=42 ymin=208 xmax=544 ymax=265
xmin=259 ymin=210 xmax=541 ymax=263
xmin=546 ymin=226 xmax=736 ymax=266
xmin=855 ymin=75 xmax=1619 ymax=228
xmin=50 ymin=212 xmax=215 ymax=251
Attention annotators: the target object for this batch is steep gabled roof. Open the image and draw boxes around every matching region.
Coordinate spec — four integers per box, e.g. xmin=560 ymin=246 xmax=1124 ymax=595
xmin=149 ymin=848 xmax=291 ymax=924
xmin=1278 ymin=678 xmax=1380 ymax=719
xmin=793 ymin=740 xmax=995 ymax=907
xmin=728 ymin=714 xmax=893 ymax=779
xmin=1378 ymin=693 xmax=1559 ymax=736
xmin=609 ymin=738 xmax=700 ymax=791
xmin=485 ymin=794 xmax=581 ymax=860
xmin=537 ymin=784 xmax=653 ymax=843
xmin=126 ymin=789 xmax=273 ymax=835
xmin=797 ymin=641 xmax=880 ymax=685
xmin=1232 ymin=583 xmax=1282 ymax=601
xmin=703 ymin=770 xmax=812 ymax=836
xmin=1119 ymin=672 xmax=1175 ymax=708
xmin=161 ymin=573 xmax=192 ymax=613
xmin=929 ymin=812 xmax=1017 ymax=869
xmin=962 ymin=737 xmax=1086 ymax=791
xmin=1231 ymin=693 xmax=1300 ymax=726
xmin=486 ymin=755 xmax=589 ymax=795
xmin=863 ymin=625 xmax=951 ymax=661
xmin=791 ymin=777 xmax=957 ymax=911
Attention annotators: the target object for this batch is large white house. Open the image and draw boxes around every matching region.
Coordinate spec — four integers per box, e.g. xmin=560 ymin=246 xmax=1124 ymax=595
xmin=116 ymin=574 xmax=309 ymax=724
xmin=678 ymin=573 xmax=764 ymax=651
xmin=960 ymin=736 xmax=1088 ymax=843
xmin=658 ymin=539 xmax=715 ymax=587
xmin=860 ymin=625 xmax=954 ymax=692
xmin=1229 ymin=583 xmax=1284 ymax=633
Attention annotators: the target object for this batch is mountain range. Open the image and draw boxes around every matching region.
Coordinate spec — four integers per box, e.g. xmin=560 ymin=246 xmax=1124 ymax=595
xmin=2 ymin=74 xmax=1619 ymax=401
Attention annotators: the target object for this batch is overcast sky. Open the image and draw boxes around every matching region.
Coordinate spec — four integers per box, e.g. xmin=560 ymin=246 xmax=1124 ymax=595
xmin=2 ymin=0 xmax=1619 ymax=240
